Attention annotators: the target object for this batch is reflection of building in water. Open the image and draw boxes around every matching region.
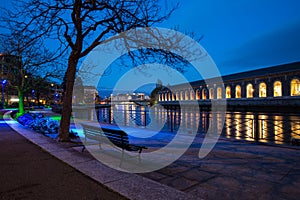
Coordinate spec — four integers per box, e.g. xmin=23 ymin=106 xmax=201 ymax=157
xmin=93 ymin=102 xmax=300 ymax=145
xmin=158 ymin=62 xmax=300 ymax=110
xmin=110 ymin=93 xmax=149 ymax=102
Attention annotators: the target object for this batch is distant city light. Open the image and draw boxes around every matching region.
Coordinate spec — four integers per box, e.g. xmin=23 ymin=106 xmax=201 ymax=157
xmin=10 ymin=98 xmax=19 ymax=102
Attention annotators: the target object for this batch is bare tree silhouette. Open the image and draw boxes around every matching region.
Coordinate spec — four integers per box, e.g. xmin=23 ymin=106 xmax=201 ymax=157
xmin=0 ymin=31 xmax=64 ymax=115
xmin=1 ymin=0 xmax=183 ymax=141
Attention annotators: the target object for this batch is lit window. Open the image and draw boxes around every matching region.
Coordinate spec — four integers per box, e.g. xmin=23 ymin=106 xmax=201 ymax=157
xmin=202 ymin=89 xmax=207 ymax=99
xmin=190 ymin=90 xmax=195 ymax=100
xmin=217 ymin=87 xmax=222 ymax=99
xmin=185 ymin=90 xmax=189 ymax=100
xmin=273 ymin=81 xmax=282 ymax=97
xmin=176 ymin=92 xmax=179 ymax=100
xmin=226 ymin=86 xmax=231 ymax=98
xmin=196 ymin=89 xmax=200 ymax=100
xmin=291 ymin=79 xmax=300 ymax=96
xmin=246 ymin=84 xmax=254 ymax=98
xmin=168 ymin=93 xmax=172 ymax=101
xmin=209 ymin=88 xmax=214 ymax=99
xmin=235 ymin=85 xmax=241 ymax=98
xmin=161 ymin=94 xmax=164 ymax=101
xmin=165 ymin=93 xmax=168 ymax=101
xmin=180 ymin=91 xmax=184 ymax=100
xmin=259 ymin=82 xmax=267 ymax=97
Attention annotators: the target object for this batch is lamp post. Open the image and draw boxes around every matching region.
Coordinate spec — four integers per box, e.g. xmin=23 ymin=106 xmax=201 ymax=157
xmin=31 ymin=89 xmax=35 ymax=109
xmin=51 ymin=83 xmax=59 ymax=103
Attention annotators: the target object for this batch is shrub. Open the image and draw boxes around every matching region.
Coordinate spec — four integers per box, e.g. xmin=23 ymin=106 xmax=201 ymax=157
xmin=17 ymin=113 xmax=77 ymax=138
xmin=17 ymin=113 xmax=34 ymax=126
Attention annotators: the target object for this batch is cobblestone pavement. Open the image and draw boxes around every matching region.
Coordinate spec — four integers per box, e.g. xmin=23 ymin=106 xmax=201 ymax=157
xmin=141 ymin=138 xmax=300 ymax=200
xmin=0 ymin=110 xmax=127 ymax=200
xmin=2 ymin=109 xmax=300 ymax=200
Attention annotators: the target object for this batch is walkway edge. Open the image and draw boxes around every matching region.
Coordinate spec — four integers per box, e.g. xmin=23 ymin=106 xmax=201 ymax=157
xmin=4 ymin=111 xmax=198 ymax=200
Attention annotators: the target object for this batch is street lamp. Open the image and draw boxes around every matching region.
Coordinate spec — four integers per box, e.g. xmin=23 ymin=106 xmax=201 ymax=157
xmin=1 ymin=79 xmax=7 ymax=109
xmin=31 ymin=89 xmax=35 ymax=109
xmin=51 ymin=83 xmax=59 ymax=103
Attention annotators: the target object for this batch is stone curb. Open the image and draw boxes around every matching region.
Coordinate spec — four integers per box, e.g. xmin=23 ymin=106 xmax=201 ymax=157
xmin=4 ymin=110 xmax=199 ymax=200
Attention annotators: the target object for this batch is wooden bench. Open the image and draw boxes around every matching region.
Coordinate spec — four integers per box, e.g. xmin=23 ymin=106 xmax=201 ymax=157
xmin=81 ymin=124 xmax=147 ymax=154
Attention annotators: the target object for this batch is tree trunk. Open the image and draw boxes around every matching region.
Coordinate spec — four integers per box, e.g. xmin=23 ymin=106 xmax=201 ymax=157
xmin=36 ymin=92 xmax=41 ymax=108
xmin=58 ymin=52 xmax=79 ymax=142
xmin=18 ymin=88 xmax=25 ymax=115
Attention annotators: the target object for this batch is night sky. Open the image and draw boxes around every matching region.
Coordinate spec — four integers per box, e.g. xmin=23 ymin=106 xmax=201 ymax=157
xmin=99 ymin=0 xmax=300 ymax=95
xmin=2 ymin=1 xmax=300 ymax=96
xmin=161 ymin=0 xmax=300 ymax=75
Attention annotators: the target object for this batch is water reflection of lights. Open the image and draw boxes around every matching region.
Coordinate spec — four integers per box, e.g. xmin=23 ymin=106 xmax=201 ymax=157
xmin=82 ymin=105 xmax=300 ymax=145
xmin=259 ymin=115 xmax=268 ymax=142
xmin=274 ymin=116 xmax=283 ymax=144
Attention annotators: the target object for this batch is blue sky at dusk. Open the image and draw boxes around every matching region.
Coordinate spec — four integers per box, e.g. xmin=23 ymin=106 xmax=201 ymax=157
xmin=2 ymin=1 xmax=300 ymax=96
xmin=161 ymin=0 xmax=300 ymax=75
xmin=98 ymin=0 xmax=300 ymax=95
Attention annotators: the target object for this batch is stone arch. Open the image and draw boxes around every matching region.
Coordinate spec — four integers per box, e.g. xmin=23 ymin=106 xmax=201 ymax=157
xmin=209 ymin=88 xmax=214 ymax=99
xmin=190 ymin=90 xmax=195 ymax=100
xmin=217 ymin=87 xmax=222 ymax=99
xmin=180 ymin=91 xmax=184 ymax=100
xmin=235 ymin=85 xmax=241 ymax=98
xmin=291 ymin=79 xmax=300 ymax=96
xmin=273 ymin=81 xmax=282 ymax=97
xmin=202 ymin=88 xmax=207 ymax=99
xmin=246 ymin=83 xmax=254 ymax=98
xmin=226 ymin=86 xmax=231 ymax=98
xmin=185 ymin=90 xmax=189 ymax=100
xmin=196 ymin=89 xmax=200 ymax=100
xmin=259 ymin=82 xmax=267 ymax=97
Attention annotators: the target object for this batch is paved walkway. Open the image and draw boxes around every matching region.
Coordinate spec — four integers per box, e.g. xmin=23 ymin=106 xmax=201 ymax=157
xmin=0 ymin=110 xmax=126 ymax=200
xmin=1 ymin=109 xmax=300 ymax=200
xmin=141 ymin=139 xmax=300 ymax=199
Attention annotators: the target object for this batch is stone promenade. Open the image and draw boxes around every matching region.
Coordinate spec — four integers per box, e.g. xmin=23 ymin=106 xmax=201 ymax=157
xmin=1 ymin=109 xmax=300 ymax=200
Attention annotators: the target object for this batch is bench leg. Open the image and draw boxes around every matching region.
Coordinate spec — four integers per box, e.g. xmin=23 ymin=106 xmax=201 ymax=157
xmin=82 ymin=136 xmax=87 ymax=152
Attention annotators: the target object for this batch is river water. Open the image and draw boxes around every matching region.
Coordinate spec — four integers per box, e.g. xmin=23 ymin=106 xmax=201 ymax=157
xmin=75 ymin=104 xmax=300 ymax=145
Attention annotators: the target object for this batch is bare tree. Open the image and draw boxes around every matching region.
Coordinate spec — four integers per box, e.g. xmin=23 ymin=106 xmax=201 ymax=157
xmin=0 ymin=31 xmax=64 ymax=115
xmin=1 ymin=0 xmax=179 ymax=141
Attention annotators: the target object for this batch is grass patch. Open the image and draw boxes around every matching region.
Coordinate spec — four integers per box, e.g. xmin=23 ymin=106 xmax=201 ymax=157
xmin=50 ymin=116 xmax=61 ymax=121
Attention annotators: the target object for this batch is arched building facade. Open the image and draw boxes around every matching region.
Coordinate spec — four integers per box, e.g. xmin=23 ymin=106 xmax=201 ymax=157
xmin=158 ymin=62 xmax=300 ymax=109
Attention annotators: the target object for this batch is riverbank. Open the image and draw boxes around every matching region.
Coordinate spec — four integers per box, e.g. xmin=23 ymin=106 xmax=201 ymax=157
xmin=3 ymin=109 xmax=300 ymax=199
